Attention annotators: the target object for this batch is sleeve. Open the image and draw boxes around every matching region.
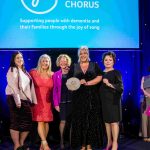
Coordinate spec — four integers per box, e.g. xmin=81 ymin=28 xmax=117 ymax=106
xmin=95 ymin=62 xmax=103 ymax=76
xmin=28 ymin=70 xmax=37 ymax=104
xmin=6 ymin=67 xmax=21 ymax=105
xmin=30 ymin=81 xmax=38 ymax=104
xmin=112 ymin=70 xmax=124 ymax=94
xmin=52 ymin=72 xmax=59 ymax=107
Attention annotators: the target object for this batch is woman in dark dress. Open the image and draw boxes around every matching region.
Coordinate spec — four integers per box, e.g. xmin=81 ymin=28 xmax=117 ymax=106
xmin=53 ymin=54 xmax=72 ymax=149
xmin=100 ymin=51 xmax=123 ymax=150
xmin=67 ymin=46 xmax=104 ymax=150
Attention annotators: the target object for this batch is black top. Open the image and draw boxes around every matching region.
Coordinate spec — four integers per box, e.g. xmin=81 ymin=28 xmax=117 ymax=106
xmin=61 ymin=74 xmax=71 ymax=103
xmin=100 ymin=69 xmax=123 ymax=123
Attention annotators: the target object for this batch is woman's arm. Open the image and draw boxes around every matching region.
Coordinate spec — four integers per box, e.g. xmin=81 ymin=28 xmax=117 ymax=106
xmin=86 ymin=76 xmax=102 ymax=86
xmin=112 ymin=71 xmax=123 ymax=93
xmin=103 ymin=71 xmax=123 ymax=93
xmin=85 ymin=62 xmax=102 ymax=86
xmin=6 ymin=67 xmax=21 ymax=107
xmin=103 ymin=78 xmax=115 ymax=89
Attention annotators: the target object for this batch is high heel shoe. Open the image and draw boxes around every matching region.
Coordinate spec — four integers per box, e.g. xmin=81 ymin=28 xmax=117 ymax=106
xmin=41 ymin=140 xmax=51 ymax=150
xmin=40 ymin=143 xmax=43 ymax=150
xmin=17 ymin=145 xmax=28 ymax=150
xmin=111 ymin=142 xmax=118 ymax=150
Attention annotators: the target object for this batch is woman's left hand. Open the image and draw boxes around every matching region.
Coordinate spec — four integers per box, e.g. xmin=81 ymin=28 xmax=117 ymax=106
xmin=103 ymin=78 xmax=109 ymax=85
xmin=80 ymin=79 xmax=86 ymax=85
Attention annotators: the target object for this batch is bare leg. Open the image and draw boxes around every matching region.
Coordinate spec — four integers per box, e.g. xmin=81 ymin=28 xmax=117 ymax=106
xmin=45 ymin=123 xmax=49 ymax=138
xmin=38 ymin=122 xmax=50 ymax=150
xmin=19 ymin=131 xmax=29 ymax=146
xmin=38 ymin=122 xmax=47 ymax=141
xmin=142 ymin=113 xmax=148 ymax=140
xmin=10 ymin=129 xmax=20 ymax=150
xmin=111 ymin=122 xmax=119 ymax=150
xmin=59 ymin=121 xmax=65 ymax=149
xmin=105 ymin=123 xmax=112 ymax=149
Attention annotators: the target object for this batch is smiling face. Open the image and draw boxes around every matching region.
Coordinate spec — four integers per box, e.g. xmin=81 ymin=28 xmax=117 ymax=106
xmin=104 ymin=55 xmax=114 ymax=69
xmin=14 ymin=53 xmax=24 ymax=68
xmin=40 ymin=57 xmax=50 ymax=70
xmin=59 ymin=56 xmax=68 ymax=69
xmin=79 ymin=49 xmax=89 ymax=63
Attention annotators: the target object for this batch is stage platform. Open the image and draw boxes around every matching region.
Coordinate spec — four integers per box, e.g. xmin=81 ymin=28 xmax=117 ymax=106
xmin=0 ymin=136 xmax=150 ymax=150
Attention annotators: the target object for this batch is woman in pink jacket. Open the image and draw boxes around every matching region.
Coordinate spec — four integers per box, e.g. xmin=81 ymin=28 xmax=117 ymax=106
xmin=53 ymin=54 xmax=72 ymax=149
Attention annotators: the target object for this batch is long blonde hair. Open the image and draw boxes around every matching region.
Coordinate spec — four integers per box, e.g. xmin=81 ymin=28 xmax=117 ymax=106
xmin=36 ymin=54 xmax=52 ymax=76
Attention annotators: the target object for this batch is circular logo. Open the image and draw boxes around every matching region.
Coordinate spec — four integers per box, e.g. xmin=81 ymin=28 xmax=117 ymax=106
xmin=21 ymin=0 xmax=58 ymax=15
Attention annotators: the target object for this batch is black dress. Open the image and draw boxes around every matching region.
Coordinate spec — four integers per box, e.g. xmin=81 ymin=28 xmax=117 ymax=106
xmin=100 ymin=70 xmax=123 ymax=123
xmin=68 ymin=62 xmax=104 ymax=149
xmin=60 ymin=74 xmax=71 ymax=121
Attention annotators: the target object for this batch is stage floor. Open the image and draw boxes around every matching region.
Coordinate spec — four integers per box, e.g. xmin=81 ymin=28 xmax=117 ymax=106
xmin=0 ymin=136 xmax=150 ymax=150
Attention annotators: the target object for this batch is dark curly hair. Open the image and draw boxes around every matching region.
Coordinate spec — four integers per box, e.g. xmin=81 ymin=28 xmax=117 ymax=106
xmin=102 ymin=51 xmax=116 ymax=63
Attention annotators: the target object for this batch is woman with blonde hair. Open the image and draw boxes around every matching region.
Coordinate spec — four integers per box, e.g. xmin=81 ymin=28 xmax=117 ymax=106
xmin=67 ymin=46 xmax=104 ymax=150
xmin=29 ymin=54 xmax=54 ymax=150
xmin=53 ymin=54 xmax=72 ymax=149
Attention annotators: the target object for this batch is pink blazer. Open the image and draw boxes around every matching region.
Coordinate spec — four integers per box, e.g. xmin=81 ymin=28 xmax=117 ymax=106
xmin=53 ymin=69 xmax=62 ymax=107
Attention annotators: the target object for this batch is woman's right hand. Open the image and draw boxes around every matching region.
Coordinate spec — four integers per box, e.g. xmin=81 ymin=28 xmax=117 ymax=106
xmin=16 ymin=104 xmax=21 ymax=108
xmin=103 ymin=78 xmax=109 ymax=85
xmin=55 ymin=106 xmax=60 ymax=112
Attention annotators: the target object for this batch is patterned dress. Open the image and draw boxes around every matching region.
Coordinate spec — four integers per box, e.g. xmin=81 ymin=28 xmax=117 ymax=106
xmin=29 ymin=69 xmax=53 ymax=122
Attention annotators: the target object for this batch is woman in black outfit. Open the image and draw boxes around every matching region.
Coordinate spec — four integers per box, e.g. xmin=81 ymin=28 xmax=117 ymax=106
xmin=53 ymin=54 xmax=72 ymax=149
xmin=100 ymin=51 xmax=123 ymax=150
xmin=67 ymin=46 xmax=104 ymax=150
